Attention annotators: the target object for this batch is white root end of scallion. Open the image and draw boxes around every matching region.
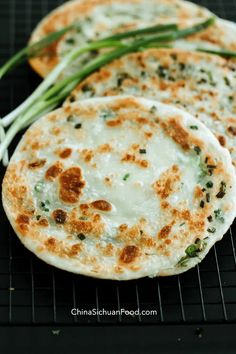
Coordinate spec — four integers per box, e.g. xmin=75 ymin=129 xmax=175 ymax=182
xmin=0 ymin=120 xmax=9 ymax=165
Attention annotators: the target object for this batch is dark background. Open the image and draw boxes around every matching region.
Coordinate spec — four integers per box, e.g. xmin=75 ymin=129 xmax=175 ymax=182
xmin=0 ymin=0 xmax=236 ymax=352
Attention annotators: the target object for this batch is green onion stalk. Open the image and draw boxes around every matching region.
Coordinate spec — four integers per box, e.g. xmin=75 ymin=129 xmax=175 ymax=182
xmin=1 ymin=40 xmax=124 ymax=127
xmin=0 ymin=24 xmax=77 ymax=79
xmin=197 ymin=47 xmax=236 ymax=58
xmin=0 ymin=23 xmax=178 ymax=80
xmin=0 ymin=123 xmax=9 ymax=165
xmin=0 ymin=17 xmax=215 ymax=128
xmin=0 ymin=17 xmax=216 ymax=162
xmin=36 ymin=17 xmax=217 ymax=102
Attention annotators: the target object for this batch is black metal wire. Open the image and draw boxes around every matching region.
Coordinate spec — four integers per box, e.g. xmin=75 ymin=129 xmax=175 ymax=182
xmin=8 ymin=234 xmax=12 ymax=324
xmin=135 ymin=283 xmax=141 ymax=323
xmin=229 ymin=228 xmax=236 ymax=267
xmin=51 ymin=269 xmax=57 ymax=323
xmin=95 ymin=286 xmax=101 ymax=323
xmin=116 ymin=285 xmax=122 ymax=323
xmin=213 ymin=246 xmax=228 ymax=321
xmin=196 ymin=265 xmax=207 ymax=321
xmin=72 ymin=276 xmax=78 ymax=323
xmin=177 ymin=276 xmax=186 ymax=322
xmin=156 ymin=278 xmax=164 ymax=322
xmin=30 ymin=256 xmax=35 ymax=323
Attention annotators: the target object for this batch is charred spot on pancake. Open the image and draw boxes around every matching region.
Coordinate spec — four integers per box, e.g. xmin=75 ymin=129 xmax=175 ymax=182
xmin=139 ymin=160 xmax=148 ymax=168
xmin=121 ymin=153 xmax=149 ymax=168
xmin=228 ymin=126 xmax=236 ymax=136
xmin=16 ymin=214 xmax=30 ymax=234
xmin=37 ymin=218 xmax=49 ymax=227
xmin=97 ymin=143 xmax=112 ymax=153
xmin=52 ymin=209 xmax=67 ymax=224
xmin=28 ymin=159 xmax=46 ymax=169
xmin=121 ymin=153 xmax=135 ymax=163
xmin=218 ymin=135 xmax=226 ymax=147
xmin=45 ymin=162 xmax=63 ymax=181
xmin=51 ymin=127 xmax=61 ymax=136
xmin=59 ymin=148 xmax=72 ymax=159
xmin=153 ymin=165 xmax=180 ymax=199
xmin=59 ymin=167 xmax=85 ymax=204
xmin=119 ymin=245 xmax=139 ymax=264
xmin=66 ymin=212 xmax=104 ymax=238
xmin=69 ymin=243 xmax=82 ymax=256
xmin=90 ymin=200 xmax=112 ymax=212
xmin=45 ymin=237 xmax=57 ymax=251
xmin=161 ymin=117 xmax=190 ymax=150
xmin=80 ymin=149 xmax=94 ymax=163
xmin=16 ymin=214 xmax=30 ymax=225
xmin=157 ymin=224 xmax=173 ymax=239
xmin=106 ymin=118 xmax=122 ymax=127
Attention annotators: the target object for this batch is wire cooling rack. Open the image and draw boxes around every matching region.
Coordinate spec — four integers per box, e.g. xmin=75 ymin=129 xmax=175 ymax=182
xmin=0 ymin=0 xmax=236 ymax=335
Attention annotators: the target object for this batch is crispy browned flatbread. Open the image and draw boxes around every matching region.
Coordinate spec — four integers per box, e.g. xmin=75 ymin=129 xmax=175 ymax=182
xmin=66 ymin=48 xmax=236 ymax=167
xmin=29 ymin=0 xmax=236 ymax=77
xmin=2 ymin=96 xmax=236 ymax=279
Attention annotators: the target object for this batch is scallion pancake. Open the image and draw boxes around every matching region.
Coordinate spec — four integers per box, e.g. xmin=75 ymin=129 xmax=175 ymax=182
xmin=2 ymin=96 xmax=236 ymax=279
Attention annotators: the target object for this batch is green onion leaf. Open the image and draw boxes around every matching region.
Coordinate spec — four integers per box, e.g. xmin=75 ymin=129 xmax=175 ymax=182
xmin=0 ymin=18 xmax=216 ymax=164
xmin=103 ymin=23 xmax=178 ymax=41
xmin=197 ymin=47 xmax=236 ymax=58
xmin=0 ymin=24 xmax=75 ymax=79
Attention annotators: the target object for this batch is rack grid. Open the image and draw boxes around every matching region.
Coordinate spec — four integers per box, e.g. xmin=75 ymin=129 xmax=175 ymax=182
xmin=0 ymin=0 xmax=236 ymax=327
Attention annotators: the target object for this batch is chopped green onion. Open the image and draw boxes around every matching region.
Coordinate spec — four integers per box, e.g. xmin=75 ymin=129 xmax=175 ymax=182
xmin=206 ymin=181 xmax=213 ymax=188
xmin=185 ymin=244 xmax=199 ymax=257
xmin=150 ymin=106 xmax=157 ymax=114
xmin=74 ymin=123 xmax=82 ymax=129
xmin=194 ymin=146 xmax=201 ymax=155
xmin=200 ymin=200 xmax=205 ymax=208
xmin=77 ymin=233 xmax=86 ymax=240
xmin=216 ymin=181 xmax=226 ymax=199
xmin=207 ymin=227 xmax=216 ymax=233
xmin=177 ymin=238 xmax=208 ymax=266
xmin=207 ymin=215 xmax=213 ymax=222
xmin=123 ymin=173 xmax=130 ymax=181
xmin=34 ymin=181 xmax=44 ymax=192
xmin=214 ymin=209 xmax=224 ymax=223
xmin=40 ymin=200 xmax=50 ymax=212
